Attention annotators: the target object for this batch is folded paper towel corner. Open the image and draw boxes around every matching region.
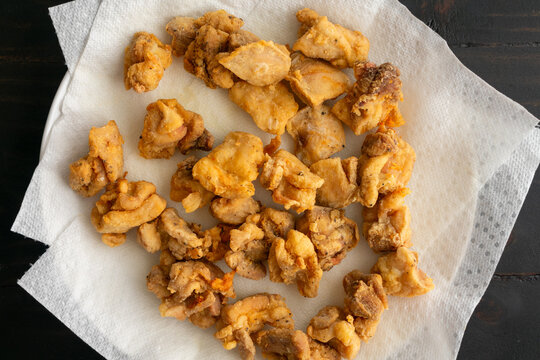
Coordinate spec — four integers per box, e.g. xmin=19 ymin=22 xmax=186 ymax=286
xmin=13 ymin=0 xmax=540 ymax=359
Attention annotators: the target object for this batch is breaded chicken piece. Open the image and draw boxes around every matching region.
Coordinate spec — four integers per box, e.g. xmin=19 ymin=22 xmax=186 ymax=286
xmin=293 ymin=8 xmax=369 ymax=69
xmin=209 ymin=197 xmax=261 ymax=225
xmin=219 ymin=40 xmax=291 ymax=86
xmin=194 ymin=10 xmax=244 ymax=34
xmin=124 ymin=32 xmax=172 ymax=93
xmin=286 ymin=52 xmax=350 ymax=107
xmin=192 ymin=132 xmax=265 ymax=199
xmin=225 ymin=218 xmax=268 ymax=280
xmin=372 ymin=247 xmax=434 ymax=297
xmin=363 ymin=188 xmax=412 ymax=252
xmin=229 ymin=81 xmax=299 ymax=135
xmin=69 ymin=120 xmax=124 ymax=197
xmin=260 ymin=150 xmax=324 ymax=213
xmin=332 ymin=62 xmax=404 ymax=135
xmin=310 ymin=157 xmax=359 ymax=209
xmin=357 ymin=126 xmax=415 ymax=207
xmin=166 ymin=17 xmax=197 ymax=57
xmin=286 ymin=105 xmax=345 ymax=166
xmin=170 ymin=157 xmax=214 ymax=213
xmin=254 ymin=329 xmax=311 ymax=360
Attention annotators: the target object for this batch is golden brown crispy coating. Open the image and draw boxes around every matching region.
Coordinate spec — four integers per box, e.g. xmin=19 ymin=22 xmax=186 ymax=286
xmin=194 ymin=10 xmax=244 ymax=34
xmin=90 ymin=179 xmax=167 ymax=246
xmin=229 ymin=81 xmax=299 ymax=135
xmin=260 ymin=150 xmax=324 ymax=213
xmin=308 ymin=338 xmax=341 ymax=360
xmin=357 ymin=126 xmax=415 ymax=207
xmin=147 ymin=260 xmax=235 ymax=329
xmin=286 ymin=105 xmax=345 ymax=166
xmin=219 ymin=40 xmax=291 ymax=86
xmin=124 ymin=32 xmax=172 ymax=93
xmin=204 ymin=223 xmax=233 ymax=262
xmin=225 ymin=218 xmax=267 ymax=280
xmin=362 ymin=188 xmax=412 ymax=253
xmin=296 ymin=206 xmax=359 ymax=271
xmin=371 ymin=247 xmax=434 ymax=297
xmin=254 ymin=329 xmax=311 ymax=360
xmin=258 ymin=207 xmax=295 ymax=241
xmin=193 ymin=132 xmax=265 ymax=199
xmin=306 ymin=306 xmax=361 ymax=360
xmin=332 ymin=62 xmax=404 ymax=135
xmin=138 ymin=99 xmax=187 ymax=159
xmin=293 ymin=9 xmax=369 ymax=69
xmin=166 ymin=16 xmax=197 ymax=57
xmin=268 ymin=230 xmax=323 ymax=298
xmin=215 ymin=293 xmax=294 ymax=360
xmin=228 ymin=29 xmax=260 ymax=50
xmin=343 ymin=271 xmax=388 ymax=341
xmin=136 ymin=220 xmax=161 ymax=253
xmin=69 ymin=120 xmax=124 ymax=197
xmin=310 ymin=157 xmax=359 ymax=209
xmin=170 ymin=156 xmax=214 ymax=213
xmin=209 ymin=197 xmax=261 ymax=225
xmin=286 ymin=52 xmax=350 ymax=107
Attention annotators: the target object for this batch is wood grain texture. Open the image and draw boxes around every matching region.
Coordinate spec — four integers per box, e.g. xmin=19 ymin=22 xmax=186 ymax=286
xmin=0 ymin=0 xmax=538 ymax=359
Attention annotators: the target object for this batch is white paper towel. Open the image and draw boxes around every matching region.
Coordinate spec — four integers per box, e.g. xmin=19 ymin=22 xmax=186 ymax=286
xmin=14 ymin=0 xmax=540 ymax=359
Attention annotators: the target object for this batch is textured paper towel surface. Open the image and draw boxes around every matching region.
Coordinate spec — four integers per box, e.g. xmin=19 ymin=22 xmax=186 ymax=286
xmin=14 ymin=0 xmax=540 ymax=359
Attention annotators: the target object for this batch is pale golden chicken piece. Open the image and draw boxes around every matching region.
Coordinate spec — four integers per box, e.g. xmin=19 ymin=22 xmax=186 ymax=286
xmin=228 ymin=29 xmax=260 ymax=50
xmin=363 ymin=188 xmax=412 ymax=253
xmin=184 ymin=25 xmax=232 ymax=89
xmin=136 ymin=220 xmax=161 ymax=253
xmin=254 ymin=329 xmax=311 ymax=360
xmin=268 ymin=230 xmax=323 ymax=298
xmin=371 ymin=247 xmax=434 ymax=297
xmin=306 ymin=306 xmax=361 ymax=360
xmin=286 ymin=52 xmax=350 ymax=107
xmin=124 ymin=32 xmax=172 ymax=93
xmin=170 ymin=157 xmax=214 ymax=213
xmin=357 ymin=126 xmax=415 ymax=207
xmin=260 ymin=150 xmax=324 ymax=213
xmin=286 ymin=105 xmax=346 ymax=166
xmin=229 ymin=81 xmax=299 ymax=135
xmin=193 ymin=132 xmax=265 ymax=199
xmin=332 ymin=62 xmax=404 ymax=135
xmin=343 ymin=271 xmax=388 ymax=341
xmin=215 ymin=293 xmax=294 ymax=360
xmin=69 ymin=120 xmax=124 ymax=197
xmin=310 ymin=157 xmax=359 ymax=209
xmin=90 ymin=179 xmax=167 ymax=246
xmin=147 ymin=259 xmax=235 ymax=329
xmin=296 ymin=206 xmax=359 ymax=271
xmin=209 ymin=197 xmax=261 ymax=225
xmin=194 ymin=9 xmax=244 ymax=34
xmin=292 ymin=8 xmax=369 ymax=69
xmin=166 ymin=16 xmax=197 ymax=57
xmin=219 ymin=40 xmax=291 ymax=86
xmin=138 ymin=99 xmax=187 ymax=159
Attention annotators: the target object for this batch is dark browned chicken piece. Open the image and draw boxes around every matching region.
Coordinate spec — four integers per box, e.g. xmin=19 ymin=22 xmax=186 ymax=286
xmin=296 ymin=206 xmax=360 ymax=271
xmin=166 ymin=17 xmax=197 ymax=57
xmin=254 ymin=329 xmax=311 ymax=360
xmin=332 ymin=62 xmax=404 ymax=135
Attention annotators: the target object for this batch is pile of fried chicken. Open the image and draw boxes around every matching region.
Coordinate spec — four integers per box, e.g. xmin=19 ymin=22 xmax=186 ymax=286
xmin=68 ymin=8 xmax=434 ymax=360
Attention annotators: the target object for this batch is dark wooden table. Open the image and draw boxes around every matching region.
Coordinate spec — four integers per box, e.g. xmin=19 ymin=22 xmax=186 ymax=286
xmin=1 ymin=1 xmax=538 ymax=359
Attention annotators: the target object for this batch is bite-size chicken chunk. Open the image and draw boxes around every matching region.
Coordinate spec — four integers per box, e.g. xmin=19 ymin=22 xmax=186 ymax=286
xmin=308 ymin=339 xmax=341 ymax=360
xmin=357 ymin=126 xmax=416 ymax=207
xmin=268 ymin=230 xmax=323 ymax=298
xmin=69 ymin=120 xmax=124 ymax=197
xmin=286 ymin=52 xmax=349 ymax=107
xmin=310 ymin=157 xmax=359 ymax=209
xmin=371 ymin=247 xmax=434 ymax=297
xmin=254 ymin=329 xmax=311 ymax=360
xmin=193 ymin=131 xmax=265 ymax=199
xmin=170 ymin=157 xmax=214 ymax=213
xmin=136 ymin=220 xmax=162 ymax=253
xmin=293 ymin=8 xmax=369 ymax=69
xmin=258 ymin=207 xmax=295 ymax=241
xmin=194 ymin=9 xmax=244 ymax=34
xmin=260 ymin=150 xmax=324 ymax=213
xmin=363 ymin=188 xmax=412 ymax=252
xmin=343 ymin=271 xmax=388 ymax=341
xmin=225 ymin=218 xmax=267 ymax=280
xmin=332 ymin=62 xmax=404 ymax=135
xmin=210 ymin=197 xmax=261 ymax=225
xmin=215 ymin=293 xmax=294 ymax=360
xmin=306 ymin=306 xmax=361 ymax=360
xmin=90 ymin=179 xmax=167 ymax=246
xmin=296 ymin=206 xmax=359 ymax=271
xmin=286 ymin=105 xmax=345 ymax=166
xmin=124 ymin=32 xmax=172 ymax=93
xmin=228 ymin=29 xmax=260 ymax=50
xmin=166 ymin=16 xmax=197 ymax=57
xmin=229 ymin=81 xmax=299 ymax=135
xmin=147 ymin=259 xmax=235 ymax=328
xmin=219 ymin=40 xmax=291 ymax=86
